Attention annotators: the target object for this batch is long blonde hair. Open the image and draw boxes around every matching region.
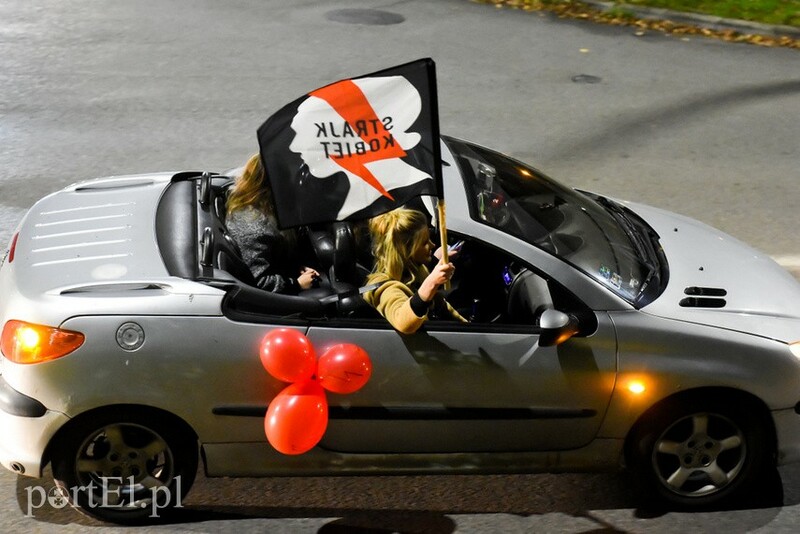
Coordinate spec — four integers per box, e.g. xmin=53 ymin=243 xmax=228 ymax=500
xmin=367 ymin=208 xmax=429 ymax=287
xmin=226 ymin=154 xmax=275 ymax=217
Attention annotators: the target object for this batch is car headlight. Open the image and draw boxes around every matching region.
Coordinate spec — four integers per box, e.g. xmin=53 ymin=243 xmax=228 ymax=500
xmin=791 ymin=341 xmax=800 ymax=360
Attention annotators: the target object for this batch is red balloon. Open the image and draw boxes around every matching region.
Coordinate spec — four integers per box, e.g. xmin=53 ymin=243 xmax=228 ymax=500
xmin=317 ymin=343 xmax=373 ymax=394
xmin=260 ymin=328 xmax=316 ymax=383
xmin=264 ymin=381 xmax=328 ymax=455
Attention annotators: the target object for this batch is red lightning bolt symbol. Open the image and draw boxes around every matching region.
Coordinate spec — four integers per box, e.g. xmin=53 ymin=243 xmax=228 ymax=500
xmin=311 ymin=80 xmax=406 ymax=201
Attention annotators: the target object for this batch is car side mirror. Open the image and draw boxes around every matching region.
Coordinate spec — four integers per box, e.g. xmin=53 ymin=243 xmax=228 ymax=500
xmin=538 ymin=309 xmax=580 ymax=347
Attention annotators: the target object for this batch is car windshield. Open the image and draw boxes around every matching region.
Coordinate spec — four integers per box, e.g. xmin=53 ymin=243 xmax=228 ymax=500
xmin=446 ymin=137 xmax=666 ymax=306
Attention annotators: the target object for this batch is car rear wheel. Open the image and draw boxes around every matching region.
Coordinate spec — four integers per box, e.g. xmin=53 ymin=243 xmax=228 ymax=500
xmin=50 ymin=410 xmax=197 ymax=524
xmin=629 ymin=397 xmax=771 ymax=509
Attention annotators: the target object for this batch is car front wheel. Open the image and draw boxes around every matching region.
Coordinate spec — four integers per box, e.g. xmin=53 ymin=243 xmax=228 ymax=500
xmin=629 ymin=397 xmax=772 ymax=509
xmin=50 ymin=410 xmax=197 ymax=524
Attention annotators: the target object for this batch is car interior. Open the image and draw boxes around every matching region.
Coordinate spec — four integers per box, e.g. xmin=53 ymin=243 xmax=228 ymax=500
xmin=156 ymin=172 xmax=562 ymax=329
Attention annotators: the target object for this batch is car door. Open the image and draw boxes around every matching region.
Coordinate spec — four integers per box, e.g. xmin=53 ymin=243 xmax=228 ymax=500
xmin=306 ymin=260 xmax=617 ymax=454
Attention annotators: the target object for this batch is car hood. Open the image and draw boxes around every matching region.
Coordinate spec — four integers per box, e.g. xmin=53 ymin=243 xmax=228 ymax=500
xmin=624 ymin=201 xmax=800 ymax=343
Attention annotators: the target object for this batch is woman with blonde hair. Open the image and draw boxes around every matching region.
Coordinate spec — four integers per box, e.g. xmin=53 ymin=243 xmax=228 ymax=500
xmin=226 ymin=154 xmax=319 ymax=293
xmin=364 ymin=208 xmax=466 ymax=334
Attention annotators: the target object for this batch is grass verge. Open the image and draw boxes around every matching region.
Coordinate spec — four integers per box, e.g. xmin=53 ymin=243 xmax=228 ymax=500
xmin=475 ymin=1 xmax=800 ymax=48
xmin=622 ymin=0 xmax=799 ymax=27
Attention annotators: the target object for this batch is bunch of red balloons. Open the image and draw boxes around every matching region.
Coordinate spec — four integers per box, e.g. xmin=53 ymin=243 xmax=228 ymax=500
xmin=259 ymin=328 xmax=372 ymax=455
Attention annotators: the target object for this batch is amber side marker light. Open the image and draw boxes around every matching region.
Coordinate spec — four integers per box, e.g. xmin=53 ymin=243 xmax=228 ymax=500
xmin=1 ymin=320 xmax=85 ymax=364
xmin=627 ymin=380 xmax=647 ymax=395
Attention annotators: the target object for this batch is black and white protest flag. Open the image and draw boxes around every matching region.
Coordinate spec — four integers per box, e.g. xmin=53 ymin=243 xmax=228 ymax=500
xmin=257 ymin=58 xmax=441 ymax=228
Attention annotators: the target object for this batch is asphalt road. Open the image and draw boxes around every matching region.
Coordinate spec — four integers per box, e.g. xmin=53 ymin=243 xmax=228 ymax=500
xmin=1 ymin=0 xmax=799 ymax=532
xmin=6 ymin=463 xmax=800 ymax=533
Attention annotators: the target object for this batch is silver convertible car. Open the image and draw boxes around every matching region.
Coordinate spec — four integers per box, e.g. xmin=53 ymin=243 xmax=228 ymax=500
xmin=2 ymin=136 xmax=800 ymax=523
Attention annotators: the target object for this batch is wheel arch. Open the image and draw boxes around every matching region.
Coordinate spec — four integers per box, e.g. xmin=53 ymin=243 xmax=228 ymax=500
xmin=43 ymin=403 xmax=200 ymax=468
xmin=623 ymin=386 xmax=777 ymax=468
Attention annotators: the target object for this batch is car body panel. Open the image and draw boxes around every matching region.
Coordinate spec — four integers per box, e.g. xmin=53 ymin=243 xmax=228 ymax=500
xmin=0 ymin=173 xmax=226 ymax=326
xmin=7 ymin=316 xmax=292 ymax=445
xmin=601 ymin=310 xmax=800 ymax=438
xmin=8 ymin=313 xmax=615 ymax=455
xmin=627 ymin=201 xmax=800 ymax=340
xmin=201 ymin=438 xmax=625 ymax=477
xmin=12 ymin=174 xmax=173 ymax=293
xmin=308 ymin=317 xmax=617 ymax=453
xmin=0 ymin=408 xmax=68 ymax=476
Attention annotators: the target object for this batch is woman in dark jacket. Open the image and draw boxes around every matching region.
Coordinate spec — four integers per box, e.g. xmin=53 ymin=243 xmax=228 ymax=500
xmin=226 ymin=154 xmax=318 ymax=293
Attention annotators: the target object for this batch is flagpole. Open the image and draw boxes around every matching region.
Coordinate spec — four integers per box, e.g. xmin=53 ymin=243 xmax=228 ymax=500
xmin=425 ymin=59 xmax=450 ymax=288
xmin=437 ymin=199 xmax=448 ymax=264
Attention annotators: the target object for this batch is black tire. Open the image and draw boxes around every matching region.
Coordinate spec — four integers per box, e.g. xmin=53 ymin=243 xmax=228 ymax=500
xmin=50 ymin=409 xmax=198 ymax=524
xmin=628 ymin=396 xmax=771 ymax=510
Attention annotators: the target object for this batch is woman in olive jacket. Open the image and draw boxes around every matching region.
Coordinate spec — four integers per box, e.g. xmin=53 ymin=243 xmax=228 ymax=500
xmin=364 ymin=208 xmax=466 ymax=334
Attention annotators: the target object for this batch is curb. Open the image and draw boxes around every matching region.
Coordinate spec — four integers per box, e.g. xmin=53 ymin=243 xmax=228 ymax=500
xmin=580 ymin=1 xmax=800 ymax=39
